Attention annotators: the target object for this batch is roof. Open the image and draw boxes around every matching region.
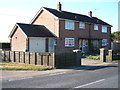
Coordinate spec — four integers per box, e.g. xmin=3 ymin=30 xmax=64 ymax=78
xmin=9 ymin=23 xmax=56 ymax=38
xmin=31 ymin=7 xmax=112 ymax=27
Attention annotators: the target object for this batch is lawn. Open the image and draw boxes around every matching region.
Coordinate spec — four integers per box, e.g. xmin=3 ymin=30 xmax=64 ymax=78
xmin=86 ymin=55 xmax=100 ymax=60
xmin=0 ymin=62 xmax=54 ymax=71
xmin=85 ymin=55 xmax=119 ymax=61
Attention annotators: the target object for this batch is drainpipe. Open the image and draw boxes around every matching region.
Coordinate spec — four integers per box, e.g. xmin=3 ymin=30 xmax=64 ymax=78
xmin=26 ymin=38 xmax=29 ymax=52
xmin=89 ymin=23 xmax=91 ymax=39
xmin=88 ymin=23 xmax=91 ymax=53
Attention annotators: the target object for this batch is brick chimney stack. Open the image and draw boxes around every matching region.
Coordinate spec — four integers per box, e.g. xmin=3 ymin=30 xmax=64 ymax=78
xmin=88 ymin=11 xmax=92 ymax=17
xmin=57 ymin=2 xmax=62 ymax=11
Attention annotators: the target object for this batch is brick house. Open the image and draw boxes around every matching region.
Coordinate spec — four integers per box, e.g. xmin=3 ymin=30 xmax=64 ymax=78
xmin=9 ymin=2 xmax=112 ymax=53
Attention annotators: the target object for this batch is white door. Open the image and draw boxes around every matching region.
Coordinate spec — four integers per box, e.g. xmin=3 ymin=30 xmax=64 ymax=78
xmin=29 ymin=38 xmax=45 ymax=52
xmin=49 ymin=38 xmax=55 ymax=52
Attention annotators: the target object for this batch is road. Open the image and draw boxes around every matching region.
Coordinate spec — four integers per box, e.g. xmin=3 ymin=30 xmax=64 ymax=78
xmin=2 ymin=63 xmax=118 ymax=88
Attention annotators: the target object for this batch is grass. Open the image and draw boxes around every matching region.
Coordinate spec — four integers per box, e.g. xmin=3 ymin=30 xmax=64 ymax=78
xmin=86 ymin=55 xmax=100 ymax=60
xmin=86 ymin=55 xmax=120 ymax=61
xmin=0 ymin=62 xmax=54 ymax=71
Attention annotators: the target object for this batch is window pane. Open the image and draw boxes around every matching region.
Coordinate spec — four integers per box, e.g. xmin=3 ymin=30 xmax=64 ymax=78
xmin=79 ymin=22 xmax=85 ymax=29
xmin=65 ymin=21 xmax=74 ymax=30
xmin=94 ymin=25 xmax=98 ymax=30
xmin=102 ymin=26 xmax=107 ymax=33
xmin=102 ymin=39 xmax=107 ymax=46
xmin=65 ymin=38 xmax=74 ymax=47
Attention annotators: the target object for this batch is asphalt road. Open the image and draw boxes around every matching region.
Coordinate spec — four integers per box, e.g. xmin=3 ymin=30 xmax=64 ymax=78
xmin=2 ymin=63 xmax=118 ymax=88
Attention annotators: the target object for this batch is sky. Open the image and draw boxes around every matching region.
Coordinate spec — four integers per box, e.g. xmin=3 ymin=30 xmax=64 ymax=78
xmin=0 ymin=0 xmax=119 ymax=42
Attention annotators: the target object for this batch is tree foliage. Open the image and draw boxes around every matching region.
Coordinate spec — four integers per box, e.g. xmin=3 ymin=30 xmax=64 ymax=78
xmin=111 ymin=31 xmax=120 ymax=42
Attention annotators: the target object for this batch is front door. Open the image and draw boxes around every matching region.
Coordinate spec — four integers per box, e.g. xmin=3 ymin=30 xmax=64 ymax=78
xmin=49 ymin=38 xmax=55 ymax=52
xmin=79 ymin=39 xmax=88 ymax=53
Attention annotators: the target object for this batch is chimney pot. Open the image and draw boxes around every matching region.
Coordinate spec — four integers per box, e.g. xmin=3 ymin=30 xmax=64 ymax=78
xmin=88 ymin=11 xmax=92 ymax=17
xmin=57 ymin=2 xmax=62 ymax=11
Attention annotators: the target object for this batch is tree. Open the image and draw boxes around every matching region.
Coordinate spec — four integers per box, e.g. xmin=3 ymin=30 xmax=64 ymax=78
xmin=111 ymin=31 xmax=120 ymax=42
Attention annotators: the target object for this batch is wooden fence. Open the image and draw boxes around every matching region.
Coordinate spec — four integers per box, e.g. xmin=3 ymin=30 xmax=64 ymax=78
xmin=0 ymin=50 xmax=82 ymax=68
xmin=1 ymin=51 xmax=55 ymax=67
xmin=55 ymin=51 xmax=81 ymax=67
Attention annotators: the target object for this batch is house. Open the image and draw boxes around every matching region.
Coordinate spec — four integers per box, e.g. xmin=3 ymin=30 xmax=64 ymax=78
xmin=9 ymin=2 xmax=112 ymax=53
xmin=9 ymin=23 xmax=56 ymax=52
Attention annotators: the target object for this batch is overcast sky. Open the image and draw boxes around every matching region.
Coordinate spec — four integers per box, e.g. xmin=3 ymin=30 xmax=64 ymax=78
xmin=0 ymin=0 xmax=119 ymax=42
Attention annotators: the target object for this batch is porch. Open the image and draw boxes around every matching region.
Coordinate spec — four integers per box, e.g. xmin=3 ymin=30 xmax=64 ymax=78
xmin=78 ymin=38 xmax=102 ymax=54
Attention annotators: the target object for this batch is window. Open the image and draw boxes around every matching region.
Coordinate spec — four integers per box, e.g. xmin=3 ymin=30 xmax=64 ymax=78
xmin=79 ymin=22 xmax=85 ymax=29
xmin=92 ymin=40 xmax=99 ymax=48
xmin=94 ymin=24 xmax=98 ymax=30
xmin=102 ymin=39 xmax=107 ymax=46
xmin=102 ymin=26 xmax=107 ymax=33
xmin=65 ymin=38 xmax=75 ymax=47
xmin=65 ymin=21 xmax=74 ymax=30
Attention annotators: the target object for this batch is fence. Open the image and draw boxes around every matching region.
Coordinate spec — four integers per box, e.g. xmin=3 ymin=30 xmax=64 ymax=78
xmin=0 ymin=43 xmax=10 ymax=50
xmin=111 ymin=42 xmax=120 ymax=53
xmin=1 ymin=51 xmax=55 ymax=67
xmin=55 ymin=50 xmax=81 ymax=67
xmin=0 ymin=50 xmax=82 ymax=68
xmin=111 ymin=42 xmax=120 ymax=60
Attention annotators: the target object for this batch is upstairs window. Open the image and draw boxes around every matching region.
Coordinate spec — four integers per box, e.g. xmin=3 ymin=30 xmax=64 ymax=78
xmin=65 ymin=21 xmax=74 ymax=30
xmin=102 ymin=39 xmax=107 ymax=46
xmin=79 ymin=22 xmax=85 ymax=29
xmin=102 ymin=26 xmax=107 ymax=33
xmin=65 ymin=38 xmax=75 ymax=47
xmin=94 ymin=24 xmax=98 ymax=30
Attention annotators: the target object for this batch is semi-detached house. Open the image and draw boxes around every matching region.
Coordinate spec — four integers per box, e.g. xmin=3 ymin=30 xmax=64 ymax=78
xmin=9 ymin=2 xmax=112 ymax=53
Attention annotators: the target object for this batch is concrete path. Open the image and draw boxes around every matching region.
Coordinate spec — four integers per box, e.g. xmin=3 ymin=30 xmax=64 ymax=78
xmin=81 ymin=58 xmax=117 ymax=66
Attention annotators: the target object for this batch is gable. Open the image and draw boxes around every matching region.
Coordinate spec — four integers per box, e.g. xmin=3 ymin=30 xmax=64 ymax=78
xmin=31 ymin=7 xmax=58 ymax=24
xmin=9 ymin=24 xmax=27 ymax=38
xmin=31 ymin=8 xmax=59 ymax=37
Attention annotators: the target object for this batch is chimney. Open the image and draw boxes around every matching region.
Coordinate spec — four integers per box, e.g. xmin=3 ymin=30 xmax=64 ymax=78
xmin=88 ymin=11 xmax=92 ymax=17
xmin=57 ymin=2 xmax=62 ymax=11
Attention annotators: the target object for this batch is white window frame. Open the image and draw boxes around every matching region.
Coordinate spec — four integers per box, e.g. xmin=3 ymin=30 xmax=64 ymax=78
xmin=79 ymin=22 xmax=85 ymax=29
xmin=102 ymin=26 xmax=107 ymax=33
xmin=102 ymin=39 xmax=107 ymax=46
xmin=94 ymin=24 xmax=98 ymax=30
xmin=65 ymin=38 xmax=75 ymax=47
xmin=65 ymin=21 xmax=74 ymax=30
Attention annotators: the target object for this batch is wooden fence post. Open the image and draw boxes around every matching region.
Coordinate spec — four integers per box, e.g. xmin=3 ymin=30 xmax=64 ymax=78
xmin=0 ymin=50 xmax=4 ymax=61
xmin=36 ymin=52 xmax=42 ymax=65
xmin=25 ymin=52 xmax=30 ymax=64
xmin=52 ymin=53 xmax=55 ymax=67
xmin=3 ymin=51 xmax=6 ymax=62
xmin=49 ymin=53 xmax=55 ymax=67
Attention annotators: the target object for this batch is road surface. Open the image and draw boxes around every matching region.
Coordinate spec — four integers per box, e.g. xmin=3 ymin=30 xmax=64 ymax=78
xmin=2 ymin=63 xmax=118 ymax=88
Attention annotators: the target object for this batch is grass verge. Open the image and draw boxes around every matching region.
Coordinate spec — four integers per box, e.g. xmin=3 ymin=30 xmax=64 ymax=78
xmin=0 ymin=62 xmax=54 ymax=71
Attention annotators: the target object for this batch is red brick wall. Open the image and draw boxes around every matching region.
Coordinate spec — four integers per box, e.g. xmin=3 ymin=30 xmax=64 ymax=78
xmin=56 ymin=20 xmax=111 ymax=53
xmin=11 ymin=28 xmax=27 ymax=51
